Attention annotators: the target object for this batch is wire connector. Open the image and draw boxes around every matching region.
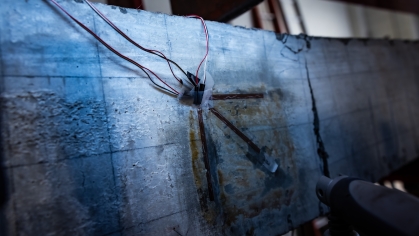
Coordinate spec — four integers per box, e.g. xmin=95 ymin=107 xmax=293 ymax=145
xmin=187 ymin=72 xmax=198 ymax=86
xmin=193 ymin=83 xmax=205 ymax=105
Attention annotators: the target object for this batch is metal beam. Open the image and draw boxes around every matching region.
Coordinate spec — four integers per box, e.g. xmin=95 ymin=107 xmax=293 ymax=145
xmin=328 ymin=0 xmax=419 ymax=15
xmin=170 ymin=0 xmax=263 ymax=22
xmin=107 ymin=0 xmax=143 ymax=9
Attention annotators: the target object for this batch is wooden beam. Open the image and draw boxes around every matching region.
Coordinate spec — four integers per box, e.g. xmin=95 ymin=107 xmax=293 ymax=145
xmin=328 ymin=0 xmax=419 ymax=15
xmin=107 ymin=0 xmax=143 ymax=9
xmin=267 ymin=0 xmax=289 ymax=33
xmin=170 ymin=0 xmax=263 ymax=22
xmin=251 ymin=6 xmax=263 ymax=29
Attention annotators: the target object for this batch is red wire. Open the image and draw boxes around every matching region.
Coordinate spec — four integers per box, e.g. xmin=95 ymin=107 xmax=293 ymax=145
xmin=186 ymin=15 xmax=209 ymax=84
xmin=50 ymin=0 xmax=179 ymax=95
xmin=85 ymin=1 xmax=183 ymax=84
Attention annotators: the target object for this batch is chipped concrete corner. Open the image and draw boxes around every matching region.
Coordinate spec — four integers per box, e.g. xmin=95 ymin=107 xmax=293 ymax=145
xmin=1 ymin=1 xmax=419 ymax=235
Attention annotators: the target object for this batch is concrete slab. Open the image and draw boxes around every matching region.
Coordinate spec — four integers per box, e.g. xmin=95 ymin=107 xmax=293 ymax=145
xmin=1 ymin=0 xmax=419 ymax=235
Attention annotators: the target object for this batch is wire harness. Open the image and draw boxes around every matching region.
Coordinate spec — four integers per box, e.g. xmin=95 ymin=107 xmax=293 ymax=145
xmin=50 ymin=0 xmax=210 ymax=97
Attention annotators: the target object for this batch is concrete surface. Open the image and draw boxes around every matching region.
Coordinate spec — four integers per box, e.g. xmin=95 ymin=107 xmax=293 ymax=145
xmin=1 ymin=0 xmax=419 ymax=235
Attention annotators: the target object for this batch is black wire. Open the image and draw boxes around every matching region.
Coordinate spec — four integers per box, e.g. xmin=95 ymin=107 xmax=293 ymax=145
xmin=141 ymin=68 xmax=177 ymax=95
xmin=85 ymin=1 xmax=198 ymax=88
xmin=85 ymin=1 xmax=203 ymax=89
xmin=76 ymin=19 xmax=178 ymax=95
xmin=52 ymin=1 xmax=178 ymax=95
xmin=85 ymin=1 xmax=188 ymax=78
xmin=186 ymin=73 xmax=197 ymax=87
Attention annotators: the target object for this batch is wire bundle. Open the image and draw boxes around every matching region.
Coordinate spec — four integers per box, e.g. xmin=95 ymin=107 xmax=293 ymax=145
xmin=50 ymin=0 xmax=209 ymax=96
xmin=186 ymin=15 xmax=209 ymax=85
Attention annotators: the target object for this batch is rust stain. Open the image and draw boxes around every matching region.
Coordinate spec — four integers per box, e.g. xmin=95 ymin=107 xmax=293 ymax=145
xmin=198 ymin=109 xmax=215 ymax=201
xmin=210 ymin=107 xmax=261 ymax=153
xmin=189 ymin=110 xmax=202 ymax=189
xmin=220 ymin=186 xmax=296 ymax=227
xmin=188 ymin=110 xmax=217 ymax=224
xmin=189 ymin=87 xmax=299 ymax=228
xmin=219 ymin=188 xmax=284 ymax=225
xmin=210 ymin=88 xmax=299 ymax=227
xmin=248 ymin=189 xmax=283 ymax=216
xmin=218 ymin=169 xmax=225 ymax=184
xmin=236 ymin=177 xmax=250 ymax=188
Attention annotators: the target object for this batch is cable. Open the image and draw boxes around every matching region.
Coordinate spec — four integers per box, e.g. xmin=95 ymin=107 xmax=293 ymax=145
xmin=203 ymin=52 xmax=208 ymax=84
xmin=84 ymin=0 xmax=188 ymax=85
xmin=186 ymin=15 xmax=209 ymax=85
xmin=50 ymin=0 xmax=179 ymax=95
xmin=187 ymin=15 xmax=208 ymax=84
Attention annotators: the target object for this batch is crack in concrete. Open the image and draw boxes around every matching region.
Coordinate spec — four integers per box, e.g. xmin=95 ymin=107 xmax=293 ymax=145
xmin=305 ymin=61 xmax=330 ymax=177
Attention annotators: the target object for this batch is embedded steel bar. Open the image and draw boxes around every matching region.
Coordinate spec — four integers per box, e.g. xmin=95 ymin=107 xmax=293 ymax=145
xmin=209 ymin=108 xmax=261 ymax=153
xmin=197 ymin=108 xmax=215 ymax=201
xmin=211 ymin=93 xmax=264 ymax=100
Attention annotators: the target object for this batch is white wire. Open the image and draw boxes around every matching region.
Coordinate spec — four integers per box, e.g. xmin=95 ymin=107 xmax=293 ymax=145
xmin=203 ymin=53 xmax=208 ymax=84
xmin=203 ymin=27 xmax=209 ymax=84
